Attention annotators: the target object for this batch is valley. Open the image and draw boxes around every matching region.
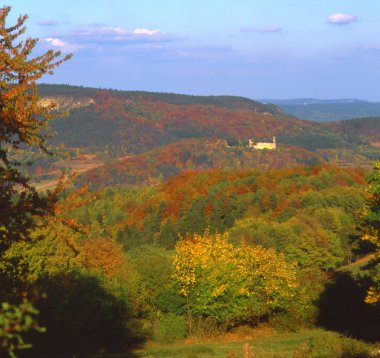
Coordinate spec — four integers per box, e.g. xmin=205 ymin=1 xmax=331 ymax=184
xmin=2 ymin=3 xmax=380 ymax=357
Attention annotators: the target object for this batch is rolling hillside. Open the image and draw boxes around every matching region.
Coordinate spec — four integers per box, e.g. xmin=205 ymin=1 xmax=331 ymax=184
xmin=30 ymin=84 xmax=380 ymax=188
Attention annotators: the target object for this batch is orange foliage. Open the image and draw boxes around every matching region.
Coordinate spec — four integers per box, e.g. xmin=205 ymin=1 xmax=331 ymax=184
xmin=77 ymin=237 xmax=124 ymax=276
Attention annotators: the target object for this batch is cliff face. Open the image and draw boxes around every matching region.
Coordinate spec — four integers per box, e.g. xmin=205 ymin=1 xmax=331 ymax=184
xmin=39 ymin=95 xmax=95 ymax=111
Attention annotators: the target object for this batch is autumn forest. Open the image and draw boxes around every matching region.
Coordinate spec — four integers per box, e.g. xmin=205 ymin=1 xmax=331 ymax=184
xmin=1 ymin=5 xmax=380 ymax=358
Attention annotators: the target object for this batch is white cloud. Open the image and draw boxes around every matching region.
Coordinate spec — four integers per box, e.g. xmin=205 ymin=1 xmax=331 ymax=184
xmin=74 ymin=25 xmax=173 ymax=42
xmin=327 ymin=13 xmax=357 ymax=25
xmin=133 ymin=28 xmax=162 ymax=36
xmin=45 ymin=37 xmax=83 ymax=52
xmin=241 ymin=26 xmax=283 ymax=34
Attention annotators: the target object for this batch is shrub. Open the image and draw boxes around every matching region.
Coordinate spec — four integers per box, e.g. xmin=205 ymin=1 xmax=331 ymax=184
xmin=292 ymin=334 xmax=372 ymax=358
xmin=154 ymin=314 xmax=187 ymax=343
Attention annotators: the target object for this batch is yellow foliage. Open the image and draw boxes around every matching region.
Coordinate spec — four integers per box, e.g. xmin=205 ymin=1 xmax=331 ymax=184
xmin=172 ymin=230 xmax=299 ymax=322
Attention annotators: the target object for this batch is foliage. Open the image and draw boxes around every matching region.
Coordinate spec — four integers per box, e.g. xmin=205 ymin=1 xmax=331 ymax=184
xmin=26 ymin=83 xmax=379 ymax=186
xmin=154 ymin=313 xmax=187 ymax=343
xmin=0 ymin=6 xmax=70 ymax=356
xmin=0 ymin=300 xmax=45 ymax=358
xmin=124 ymin=246 xmax=185 ymax=338
xmin=172 ymin=231 xmax=299 ymax=328
xmin=0 ymin=6 xmax=71 ymax=253
xmin=28 ymin=271 xmax=144 ymax=355
xmin=87 ymin=165 xmax=365 ymax=271
xmin=77 ymin=236 xmax=124 ymax=276
xmin=0 ymin=169 xmax=134 ymax=355
xmin=361 ymin=161 xmax=380 ymax=304
xmin=292 ymin=334 xmax=373 ymax=358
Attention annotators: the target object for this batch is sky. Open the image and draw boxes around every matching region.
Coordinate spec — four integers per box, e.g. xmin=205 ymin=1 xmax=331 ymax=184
xmin=7 ymin=0 xmax=380 ymax=100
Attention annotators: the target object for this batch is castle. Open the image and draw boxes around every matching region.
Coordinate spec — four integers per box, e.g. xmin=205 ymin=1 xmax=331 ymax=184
xmin=248 ymin=136 xmax=277 ymax=150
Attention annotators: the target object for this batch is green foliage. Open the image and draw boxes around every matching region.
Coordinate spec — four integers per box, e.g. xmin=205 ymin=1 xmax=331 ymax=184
xmin=124 ymin=246 xmax=185 ymax=338
xmin=293 ymin=334 xmax=372 ymax=358
xmin=154 ymin=313 xmax=187 ymax=343
xmin=361 ymin=162 xmax=380 ymax=304
xmin=0 ymin=300 xmax=45 ymax=358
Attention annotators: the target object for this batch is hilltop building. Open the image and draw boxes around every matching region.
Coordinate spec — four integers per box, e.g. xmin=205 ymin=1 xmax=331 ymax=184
xmin=248 ymin=136 xmax=277 ymax=150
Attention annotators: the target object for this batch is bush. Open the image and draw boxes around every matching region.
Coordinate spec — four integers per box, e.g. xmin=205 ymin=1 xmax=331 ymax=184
xmin=27 ymin=271 xmax=146 ymax=355
xmin=154 ymin=314 xmax=187 ymax=343
xmin=292 ymin=334 xmax=373 ymax=358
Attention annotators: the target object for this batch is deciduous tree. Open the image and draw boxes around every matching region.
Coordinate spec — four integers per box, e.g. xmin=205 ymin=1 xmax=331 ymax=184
xmin=0 ymin=6 xmax=70 ymax=356
xmin=0 ymin=5 xmax=71 ymax=253
xmin=172 ymin=231 xmax=299 ymax=328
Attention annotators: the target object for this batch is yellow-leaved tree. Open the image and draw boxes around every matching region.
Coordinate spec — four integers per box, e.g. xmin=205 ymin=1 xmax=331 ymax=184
xmin=172 ymin=231 xmax=299 ymax=331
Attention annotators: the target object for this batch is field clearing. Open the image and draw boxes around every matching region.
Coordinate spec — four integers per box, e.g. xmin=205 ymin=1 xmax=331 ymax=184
xmin=33 ymin=154 xmax=104 ymax=191
xmin=134 ymin=329 xmax=378 ymax=358
xmin=52 ymin=154 xmax=104 ymax=173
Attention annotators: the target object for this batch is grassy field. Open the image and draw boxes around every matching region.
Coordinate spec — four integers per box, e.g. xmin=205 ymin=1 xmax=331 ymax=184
xmin=134 ymin=328 xmax=378 ymax=358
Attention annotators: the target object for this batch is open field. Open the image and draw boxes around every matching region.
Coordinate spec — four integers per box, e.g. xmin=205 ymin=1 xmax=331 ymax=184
xmin=135 ymin=329 xmax=379 ymax=358
xmin=33 ymin=154 xmax=104 ymax=191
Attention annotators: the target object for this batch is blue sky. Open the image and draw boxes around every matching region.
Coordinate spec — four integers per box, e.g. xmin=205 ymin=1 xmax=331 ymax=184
xmin=7 ymin=0 xmax=380 ymax=100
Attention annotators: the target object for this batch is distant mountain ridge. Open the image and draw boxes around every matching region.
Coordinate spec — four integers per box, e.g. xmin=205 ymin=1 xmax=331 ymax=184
xmin=261 ymin=98 xmax=370 ymax=105
xmin=261 ymin=98 xmax=380 ymax=121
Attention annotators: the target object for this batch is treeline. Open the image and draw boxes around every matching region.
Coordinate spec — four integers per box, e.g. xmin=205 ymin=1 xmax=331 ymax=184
xmin=38 ymin=83 xmax=283 ymax=113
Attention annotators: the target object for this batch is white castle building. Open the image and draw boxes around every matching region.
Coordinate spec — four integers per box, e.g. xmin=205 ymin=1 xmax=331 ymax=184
xmin=248 ymin=136 xmax=277 ymax=150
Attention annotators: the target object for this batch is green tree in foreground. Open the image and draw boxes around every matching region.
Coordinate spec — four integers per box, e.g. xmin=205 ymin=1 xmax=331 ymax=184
xmin=362 ymin=161 xmax=380 ymax=304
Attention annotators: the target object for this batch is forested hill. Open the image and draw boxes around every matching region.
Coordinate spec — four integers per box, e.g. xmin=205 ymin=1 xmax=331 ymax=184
xmin=30 ymin=84 xmax=380 ymax=188
xmin=40 ymin=83 xmax=311 ymax=156
xmin=38 ymin=84 xmax=283 ymax=114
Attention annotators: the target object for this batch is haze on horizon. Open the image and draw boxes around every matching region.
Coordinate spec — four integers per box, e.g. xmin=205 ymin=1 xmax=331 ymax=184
xmin=9 ymin=0 xmax=380 ymax=101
